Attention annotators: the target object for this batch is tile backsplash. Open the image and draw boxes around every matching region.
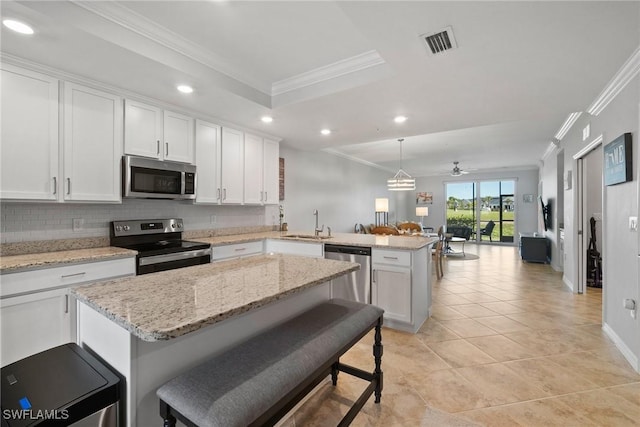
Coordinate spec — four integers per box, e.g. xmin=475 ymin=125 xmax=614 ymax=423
xmin=1 ymin=200 xmax=280 ymax=243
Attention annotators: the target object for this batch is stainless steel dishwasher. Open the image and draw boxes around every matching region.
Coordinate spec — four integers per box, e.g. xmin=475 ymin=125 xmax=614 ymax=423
xmin=324 ymin=244 xmax=372 ymax=303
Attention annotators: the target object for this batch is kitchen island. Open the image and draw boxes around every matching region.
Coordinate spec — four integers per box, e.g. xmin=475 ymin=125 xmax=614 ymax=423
xmin=72 ymin=253 xmax=359 ymax=426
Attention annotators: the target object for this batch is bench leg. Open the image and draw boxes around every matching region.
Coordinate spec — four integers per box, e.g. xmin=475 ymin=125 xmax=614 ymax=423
xmin=159 ymin=400 xmax=177 ymax=427
xmin=331 ymin=360 xmax=340 ymax=385
xmin=373 ymin=317 xmax=383 ymax=403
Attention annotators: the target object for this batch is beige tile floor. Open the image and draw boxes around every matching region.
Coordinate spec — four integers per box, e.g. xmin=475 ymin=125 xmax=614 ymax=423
xmin=287 ymin=244 xmax=640 ymax=426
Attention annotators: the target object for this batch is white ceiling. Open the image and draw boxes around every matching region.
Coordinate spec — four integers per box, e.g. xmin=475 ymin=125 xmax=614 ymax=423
xmin=2 ymin=1 xmax=639 ymax=177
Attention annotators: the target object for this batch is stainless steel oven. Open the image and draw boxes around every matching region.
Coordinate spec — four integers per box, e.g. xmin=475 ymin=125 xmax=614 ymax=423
xmin=122 ymin=156 xmax=196 ymax=200
xmin=110 ymin=219 xmax=211 ymax=275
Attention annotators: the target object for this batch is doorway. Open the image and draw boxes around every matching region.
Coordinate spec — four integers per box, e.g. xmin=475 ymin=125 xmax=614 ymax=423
xmin=573 ymin=135 xmax=604 ymax=294
xmin=445 ymin=180 xmax=516 ymax=243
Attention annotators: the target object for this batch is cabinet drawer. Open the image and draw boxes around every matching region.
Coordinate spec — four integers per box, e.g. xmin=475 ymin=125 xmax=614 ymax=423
xmin=212 ymin=241 xmax=264 ymax=261
xmin=372 ymin=249 xmax=411 ymax=267
xmin=265 ymin=239 xmax=324 ymax=258
xmin=1 ymin=257 xmax=135 ymax=298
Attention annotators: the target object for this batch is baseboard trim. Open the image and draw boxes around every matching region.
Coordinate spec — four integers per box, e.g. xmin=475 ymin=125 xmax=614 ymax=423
xmin=562 ymin=275 xmax=575 ymax=292
xmin=602 ymin=322 xmax=640 ymax=373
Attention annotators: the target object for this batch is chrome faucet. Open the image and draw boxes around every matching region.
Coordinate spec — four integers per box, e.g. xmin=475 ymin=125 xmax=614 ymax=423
xmin=313 ymin=209 xmax=324 ymax=236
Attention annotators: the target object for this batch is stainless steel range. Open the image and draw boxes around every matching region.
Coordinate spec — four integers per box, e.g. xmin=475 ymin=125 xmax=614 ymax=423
xmin=110 ymin=218 xmax=211 ymax=275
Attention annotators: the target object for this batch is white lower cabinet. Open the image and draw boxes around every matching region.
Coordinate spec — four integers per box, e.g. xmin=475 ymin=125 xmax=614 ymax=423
xmin=0 ymin=257 xmax=135 ymax=366
xmin=371 ymin=247 xmax=430 ymax=332
xmin=264 ymin=239 xmax=324 ymax=258
xmin=372 ymin=264 xmax=412 ymax=324
xmin=1 ymin=288 xmax=72 ymax=367
xmin=212 ymin=241 xmax=264 ymax=261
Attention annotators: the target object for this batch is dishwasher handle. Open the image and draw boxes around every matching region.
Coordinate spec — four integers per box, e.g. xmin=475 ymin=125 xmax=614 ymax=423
xmin=324 ymin=244 xmax=371 ymax=256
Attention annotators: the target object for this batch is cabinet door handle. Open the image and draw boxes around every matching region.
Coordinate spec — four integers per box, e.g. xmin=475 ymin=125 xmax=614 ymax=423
xmin=165 ymin=142 xmax=169 ymax=156
xmin=264 ymin=191 xmax=267 ymax=201
xmin=372 ymin=269 xmax=376 ymax=283
xmin=260 ymin=191 xmax=263 ymax=201
xmin=217 ymin=188 xmax=221 ymax=200
xmin=234 ymin=248 xmax=247 ymax=252
xmin=66 ymin=178 xmax=71 ymax=195
xmin=53 ymin=177 xmax=57 ymax=195
xmin=383 ymin=256 xmax=399 ymax=260
xmin=61 ymin=271 xmax=86 ymax=279
xmin=157 ymin=140 xmax=160 ymax=155
xmin=64 ymin=294 xmax=69 ymax=314
xmin=223 ymin=189 xmax=227 ymax=200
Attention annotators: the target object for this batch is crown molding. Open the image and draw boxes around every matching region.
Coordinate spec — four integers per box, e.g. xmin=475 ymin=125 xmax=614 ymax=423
xmin=542 ymin=141 xmax=557 ymax=161
xmin=70 ymin=0 xmax=271 ymax=94
xmin=272 ymin=50 xmax=386 ymax=96
xmin=587 ymin=45 xmax=640 ymax=116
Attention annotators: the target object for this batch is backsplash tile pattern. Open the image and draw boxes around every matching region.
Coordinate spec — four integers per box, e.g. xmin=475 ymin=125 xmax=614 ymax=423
xmin=1 ymin=200 xmax=280 ymax=244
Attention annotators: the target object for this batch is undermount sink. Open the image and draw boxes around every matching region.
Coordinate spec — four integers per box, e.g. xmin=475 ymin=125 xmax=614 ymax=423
xmin=282 ymin=234 xmax=333 ymax=240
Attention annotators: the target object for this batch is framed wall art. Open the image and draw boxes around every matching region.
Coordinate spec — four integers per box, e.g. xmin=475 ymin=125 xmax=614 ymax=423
xmin=416 ymin=192 xmax=433 ymax=205
xmin=604 ymin=133 xmax=632 ymax=186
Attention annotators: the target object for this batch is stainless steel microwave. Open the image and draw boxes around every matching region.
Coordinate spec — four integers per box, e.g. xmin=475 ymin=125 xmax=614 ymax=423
xmin=122 ymin=156 xmax=196 ymax=200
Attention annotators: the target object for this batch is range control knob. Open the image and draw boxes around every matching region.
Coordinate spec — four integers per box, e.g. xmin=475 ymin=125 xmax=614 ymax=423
xmin=123 ymin=225 xmax=130 ymax=231
xmin=115 ymin=225 xmax=122 ymax=232
xmin=177 ymin=223 xmax=183 ymax=228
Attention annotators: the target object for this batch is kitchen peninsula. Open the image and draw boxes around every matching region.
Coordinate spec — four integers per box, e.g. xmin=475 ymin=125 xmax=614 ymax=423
xmin=72 ymin=253 xmax=359 ymax=426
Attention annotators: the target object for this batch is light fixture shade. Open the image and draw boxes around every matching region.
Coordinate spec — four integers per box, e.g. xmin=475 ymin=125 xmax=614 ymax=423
xmin=375 ymin=198 xmax=389 ymax=212
xmin=387 ymin=169 xmax=415 ymax=191
xmin=416 ymin=207 xmax=429 ymax=217
xmin=387 ymin=138 xmax=415 ymax=191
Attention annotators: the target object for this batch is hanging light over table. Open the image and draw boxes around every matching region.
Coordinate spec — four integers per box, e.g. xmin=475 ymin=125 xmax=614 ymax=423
xmin=387 ymin=138 xmax=415 ymax=191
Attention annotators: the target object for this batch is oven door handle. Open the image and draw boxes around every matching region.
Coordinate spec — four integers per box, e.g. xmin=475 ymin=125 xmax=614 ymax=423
xmin=138 ymin=248 xmax=212 ymax=266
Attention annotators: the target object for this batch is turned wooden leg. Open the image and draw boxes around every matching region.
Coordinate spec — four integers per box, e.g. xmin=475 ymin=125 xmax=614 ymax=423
xmin=373 ymin=317 xmax=384 ymax=403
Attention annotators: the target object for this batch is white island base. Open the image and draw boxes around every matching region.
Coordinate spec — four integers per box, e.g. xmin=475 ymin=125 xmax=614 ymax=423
xmin=77 ymin=283 xmax=331 ymax=427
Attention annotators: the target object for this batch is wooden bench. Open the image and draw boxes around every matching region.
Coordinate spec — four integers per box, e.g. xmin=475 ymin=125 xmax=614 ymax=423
xmin=156 ymin=299 xmax=384 ymax=427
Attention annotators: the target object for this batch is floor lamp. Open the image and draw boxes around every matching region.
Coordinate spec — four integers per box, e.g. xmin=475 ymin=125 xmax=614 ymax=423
xmin=375 ymin=198 xmax=389 ymax=226
xmin=416 ymin=206 xmax=429 ymax=230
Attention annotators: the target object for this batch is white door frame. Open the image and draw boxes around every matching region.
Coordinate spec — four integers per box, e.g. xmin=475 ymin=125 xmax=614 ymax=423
xmin=573 ymin=134 xmax=604 ymax=294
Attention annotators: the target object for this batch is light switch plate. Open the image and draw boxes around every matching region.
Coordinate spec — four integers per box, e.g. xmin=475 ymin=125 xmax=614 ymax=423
xmin=629 ymin=216 xmax=638 ymax=231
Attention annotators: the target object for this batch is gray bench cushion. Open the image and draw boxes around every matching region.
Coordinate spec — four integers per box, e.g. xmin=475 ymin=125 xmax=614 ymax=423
xmin=157 ymin=299 xmax=383 ymax=427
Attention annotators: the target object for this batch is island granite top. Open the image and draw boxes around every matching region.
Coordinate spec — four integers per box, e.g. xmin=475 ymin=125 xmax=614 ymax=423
xmin=72 ymin=253 xmax=359 ymax=342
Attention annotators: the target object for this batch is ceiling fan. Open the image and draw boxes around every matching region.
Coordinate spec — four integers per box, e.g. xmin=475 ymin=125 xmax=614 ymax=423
xmin=450 ymin=161 xmax=470 ymax=176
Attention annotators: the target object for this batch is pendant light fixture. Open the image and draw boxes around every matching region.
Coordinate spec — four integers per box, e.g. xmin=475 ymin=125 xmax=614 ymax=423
xmin=387 ymin=138 xmax=415 ymax=191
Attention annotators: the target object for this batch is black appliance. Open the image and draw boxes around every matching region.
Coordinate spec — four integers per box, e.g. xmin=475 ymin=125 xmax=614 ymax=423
xmin=1 ymin=343 xmax=120 ymax=427
xmin=110 ymin=219 xmax=211 ymax=275
xmin=122 ymin=155 xmax=196 ymax=200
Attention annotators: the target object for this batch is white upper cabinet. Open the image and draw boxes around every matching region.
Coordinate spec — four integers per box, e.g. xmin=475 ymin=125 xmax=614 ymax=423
xmin=1 ymin=64 xmax=59 ymax=200
xmin=220 ymin=127 xmax=244 ymax=204
xmin=124 ymin=99 xmax=162 ymax=159
xmin=124 ymin=99 xmax=194 ymax=164
xmin=163 ymin=110 xmax=194 ymax=163
xmin=244 ymin=133 xmax=264 ymax=204
xmin=63 ymin=83 xmax=123 ymax=202
xmin=195 ymin=120 xmax=222 ymax=204
xmin=263 ymin=138 xmax=280 ymax=205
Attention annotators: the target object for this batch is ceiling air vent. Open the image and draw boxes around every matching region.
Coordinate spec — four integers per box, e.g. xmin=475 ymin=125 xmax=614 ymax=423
xmin=420 ymin=26 xmax=457 ymax=55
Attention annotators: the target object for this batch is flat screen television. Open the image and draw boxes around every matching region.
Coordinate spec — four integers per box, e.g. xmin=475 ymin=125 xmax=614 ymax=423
xmin=539 ymin=196 xmax=551 ymax=231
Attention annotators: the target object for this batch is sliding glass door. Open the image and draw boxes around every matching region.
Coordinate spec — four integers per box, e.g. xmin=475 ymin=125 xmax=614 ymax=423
xmin=446 ymin=180 xmax=516 ymax=243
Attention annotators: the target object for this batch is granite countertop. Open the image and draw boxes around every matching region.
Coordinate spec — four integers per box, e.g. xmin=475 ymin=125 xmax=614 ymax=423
xmin=0 ymin=230 xmax=436 ymax=274
xmin=195 ymin=231 xmax=438 ymax=250
xmin=0 ymin=247 xmax=137 ymax=273
xmin=72 ymin=253 xmax=359 ymax=342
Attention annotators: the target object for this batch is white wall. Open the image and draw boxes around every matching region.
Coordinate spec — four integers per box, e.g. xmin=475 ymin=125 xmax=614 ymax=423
xmin=404 ymin=169 xmax=539 ymax=238
xmin=540 ymin=148 xmax=560 ymax=269
xmin=278 ymin=147 xmax=391 ymax=233
xmin=543 ymin=72 xmax=639 ymax=370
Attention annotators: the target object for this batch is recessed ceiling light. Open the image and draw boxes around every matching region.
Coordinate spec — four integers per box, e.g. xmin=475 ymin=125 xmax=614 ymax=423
xmin=3 ymin=19 xmax=34 ymax=35
xmin=177 ymin=85 xmax=193 ymax=94
xmin=394 ymin=116 xmax=407 ymax=124
xmin=261 ymin=116 xmax=273 ymax=123
xmin=321 ymin=129 xmax=331 ymax=136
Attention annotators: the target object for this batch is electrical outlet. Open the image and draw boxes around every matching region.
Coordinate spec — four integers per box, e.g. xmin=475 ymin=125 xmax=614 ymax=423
xmin=629 ymin=216 xmax=638 ymax=231
xmin=72 ymin=218 xmax=84 ymax=231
